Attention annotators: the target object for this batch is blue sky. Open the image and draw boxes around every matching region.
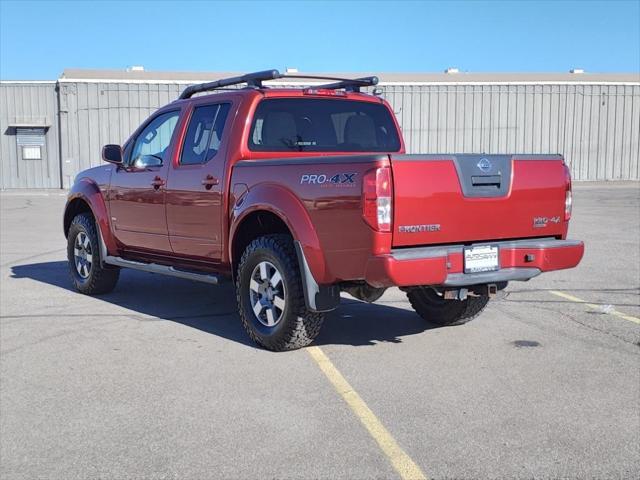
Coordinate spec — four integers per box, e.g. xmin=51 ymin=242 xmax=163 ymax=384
xmin=1 ymin=0 xmax=638 ymax=79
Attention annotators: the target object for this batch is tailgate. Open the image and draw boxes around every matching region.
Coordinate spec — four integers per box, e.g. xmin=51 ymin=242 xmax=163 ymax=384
xmin=390 ymin=154 xmax=568 ymax=247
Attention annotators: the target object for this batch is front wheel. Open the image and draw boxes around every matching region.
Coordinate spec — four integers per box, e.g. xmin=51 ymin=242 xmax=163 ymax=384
xmin=67 ymin=213 xmax=120 ymax=295
xmin=235 ymin=234 xmax=324 ymax=351
xmin=406 ymin=287 xmax=489 ymax=326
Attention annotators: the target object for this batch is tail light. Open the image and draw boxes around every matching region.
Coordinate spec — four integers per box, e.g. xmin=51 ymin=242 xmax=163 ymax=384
xmin=362 ymin=166 xmax=392 ymax=232
xmin=564 ymin=163 xmax=572 ymax=220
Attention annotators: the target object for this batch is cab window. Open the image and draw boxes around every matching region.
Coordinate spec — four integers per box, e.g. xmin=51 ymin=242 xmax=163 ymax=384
xmin=180 ymin=103 xmax=230 ymax=165
xmin=249 ymin=98 xmax=400 ymax=152
xmin=130 ymin=111 xmax=180 ymax=167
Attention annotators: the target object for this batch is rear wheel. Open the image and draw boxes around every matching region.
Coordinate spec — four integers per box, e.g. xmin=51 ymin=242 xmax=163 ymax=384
xmin=406 ymin=287 xmax=489 ymax=326
xmin=67 ymin=213 xmax=119 ymax=295
xmin=236 ymin=234 xmax=324 ymax=351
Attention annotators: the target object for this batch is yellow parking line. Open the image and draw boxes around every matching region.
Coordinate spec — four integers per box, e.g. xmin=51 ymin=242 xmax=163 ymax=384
xmin=306 ymin=346 xmax=427 ymax=480
xmin=549 ymin=290 xmax=640 ymax=325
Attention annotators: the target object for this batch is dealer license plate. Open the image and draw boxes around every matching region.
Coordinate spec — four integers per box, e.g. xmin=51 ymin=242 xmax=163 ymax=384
xmin=464 ymin=245 xmax=499 ymax=273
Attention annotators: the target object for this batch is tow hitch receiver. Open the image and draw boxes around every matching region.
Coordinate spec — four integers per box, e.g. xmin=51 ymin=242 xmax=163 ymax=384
xmin=444 ymin=288 xmax=468 ymax=301
xmin=443 ymin=283 xmax=499 ymax=301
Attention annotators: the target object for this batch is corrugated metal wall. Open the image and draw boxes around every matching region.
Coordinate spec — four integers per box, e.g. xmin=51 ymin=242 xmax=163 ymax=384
xmin=1 ymin=80 xmax=638 ymax=188
xmin=57 ymin=82 xmax=184 ymax=188
xmin=383 ymin=83 xmax=639 ymax=181
xmin=0 ymin=82 xmax=60 ymax=188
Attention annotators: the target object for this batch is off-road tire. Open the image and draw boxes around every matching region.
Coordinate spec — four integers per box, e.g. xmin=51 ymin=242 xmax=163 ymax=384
xmin=236 ymin=234 xmax=324 ymax=351
xmin=407 ymin=287 xmax=489 ymax=326
xmin=67 ymin=213 xmax=120 ymax=295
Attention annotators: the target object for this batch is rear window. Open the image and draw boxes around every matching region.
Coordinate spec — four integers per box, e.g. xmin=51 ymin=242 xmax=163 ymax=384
xmin=249 ymin=98 xmax=401 ymax=152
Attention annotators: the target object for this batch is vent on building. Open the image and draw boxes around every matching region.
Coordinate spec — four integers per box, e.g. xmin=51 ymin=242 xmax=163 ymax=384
xmin=16 ymin=128 xmax=46 ymax=146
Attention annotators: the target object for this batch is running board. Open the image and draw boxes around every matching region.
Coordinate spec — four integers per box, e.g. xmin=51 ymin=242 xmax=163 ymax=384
xmin=104 ymin=256 xmax=219 ymax=285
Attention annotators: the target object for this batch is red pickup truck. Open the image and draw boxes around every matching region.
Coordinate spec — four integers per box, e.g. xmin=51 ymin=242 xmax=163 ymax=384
xmin=64 ymin=70 xmax=584 ymax=351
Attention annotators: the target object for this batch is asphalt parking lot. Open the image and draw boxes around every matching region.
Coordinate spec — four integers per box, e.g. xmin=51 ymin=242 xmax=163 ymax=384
xmin=1 ymin=183 xmax=638 ymax=480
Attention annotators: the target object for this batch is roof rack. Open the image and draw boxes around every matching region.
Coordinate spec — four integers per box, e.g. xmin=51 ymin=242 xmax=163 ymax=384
xmin=179 ymin=69 xmax=281 ymax=99
xmin=178 ymin=70 xmax=379 ymax=99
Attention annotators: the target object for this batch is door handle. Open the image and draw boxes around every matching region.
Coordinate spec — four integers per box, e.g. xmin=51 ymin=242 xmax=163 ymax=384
xmin=151 ymin=176 xmax=165 ymax=190
xmin=202 ymin=175 xmax=219 ymax=190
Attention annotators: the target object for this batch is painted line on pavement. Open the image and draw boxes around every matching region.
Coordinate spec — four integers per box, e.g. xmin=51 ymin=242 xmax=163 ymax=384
xmin=306 ymin=346 xmax=427 ymax=480
xmin=549 ymin=290 xmax=640 ymax=325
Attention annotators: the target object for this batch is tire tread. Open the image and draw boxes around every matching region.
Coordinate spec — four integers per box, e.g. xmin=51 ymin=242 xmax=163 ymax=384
xmin=67 ymin=213 xmax=119 ymax=295
xmin=235 ymin=234 xmax=324 ymax=351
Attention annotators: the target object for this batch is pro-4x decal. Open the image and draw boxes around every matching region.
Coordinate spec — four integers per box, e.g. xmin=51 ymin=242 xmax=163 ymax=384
xmin=300 ymin=173 xmax=357 ymax=185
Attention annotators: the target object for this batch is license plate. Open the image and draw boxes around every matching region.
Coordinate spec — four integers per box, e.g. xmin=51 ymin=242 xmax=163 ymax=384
xmin=464 ymin=245 xmax=499 ymax=273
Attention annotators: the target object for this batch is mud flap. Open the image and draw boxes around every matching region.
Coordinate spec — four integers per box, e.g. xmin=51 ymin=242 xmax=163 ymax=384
xmin=294 ymin=241 xmax=340 ymax=312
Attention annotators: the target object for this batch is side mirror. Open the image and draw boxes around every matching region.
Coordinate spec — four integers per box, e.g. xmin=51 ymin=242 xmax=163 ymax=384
xmin=102 ymin=144 xmax=123 ymax=165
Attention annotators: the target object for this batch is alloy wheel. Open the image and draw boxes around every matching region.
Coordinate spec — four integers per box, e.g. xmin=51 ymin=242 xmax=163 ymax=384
xmin=73 ymin=231 xmax=93 ymax=279
xmin=249 ymin=261 xmax=286 ymax=327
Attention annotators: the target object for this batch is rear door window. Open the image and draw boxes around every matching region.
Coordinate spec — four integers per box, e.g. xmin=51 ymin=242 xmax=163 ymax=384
xmin=180 ymin=103 xmax=230 ymax=165
xmin=249 ymin=98 xmax=401 ymax=152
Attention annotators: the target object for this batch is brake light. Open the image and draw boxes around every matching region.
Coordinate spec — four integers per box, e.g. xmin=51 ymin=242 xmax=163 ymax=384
xmin=303 ymin=88 xmax=346 ymax=96
xmin=564 ymin=163 xmax=572 ymax=220
xmin=362 ymin=166 xmax=392 ymax=232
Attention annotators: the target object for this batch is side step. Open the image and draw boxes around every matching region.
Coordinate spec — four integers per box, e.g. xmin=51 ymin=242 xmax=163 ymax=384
xmin=97 ymin=227 xmax=219 ymax=285
xmin=104 ymin=256 xmax=219 ymax=285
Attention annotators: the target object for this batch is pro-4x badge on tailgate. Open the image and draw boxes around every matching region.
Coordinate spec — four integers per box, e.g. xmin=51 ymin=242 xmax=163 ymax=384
xmin=533 ymin=216 xmax=561 ymax=228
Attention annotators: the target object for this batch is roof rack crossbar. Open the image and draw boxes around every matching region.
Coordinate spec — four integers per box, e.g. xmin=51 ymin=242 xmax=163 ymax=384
xmin=283 ymin=74 xmax=379 ymax=92
xmin=178 ymin=70 xmax=380 ymax=99
xmin=179 ymin=69 xmax=283 ymax=99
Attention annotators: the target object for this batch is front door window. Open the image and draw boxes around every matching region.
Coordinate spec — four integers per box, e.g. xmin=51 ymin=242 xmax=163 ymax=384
xmin=130 ymin=111 xmax=180 ymax=168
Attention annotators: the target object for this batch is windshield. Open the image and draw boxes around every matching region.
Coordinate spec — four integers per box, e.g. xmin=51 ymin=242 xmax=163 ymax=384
xmin=249 ymin=98 xmax=401 ymax=152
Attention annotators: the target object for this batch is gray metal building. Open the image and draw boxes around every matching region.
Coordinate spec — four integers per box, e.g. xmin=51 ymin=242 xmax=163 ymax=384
xmin=1 ymin=81 xmax=60 ymax=188
xmin=1 ymin=69 xmax=638 ymax=189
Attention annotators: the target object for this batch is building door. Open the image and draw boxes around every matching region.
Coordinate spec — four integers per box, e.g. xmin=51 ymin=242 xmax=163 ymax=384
xmin=13 ymin=127 xmax=53 ymax=188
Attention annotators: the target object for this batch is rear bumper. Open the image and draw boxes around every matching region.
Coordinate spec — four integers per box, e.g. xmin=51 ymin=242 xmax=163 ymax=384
xmin=364 ymin=238 xmax=584 ymax=288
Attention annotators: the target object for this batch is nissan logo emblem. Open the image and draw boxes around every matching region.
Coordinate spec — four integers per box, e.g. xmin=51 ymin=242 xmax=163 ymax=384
xmin=477 ymin=158 xmax=492 ymax=173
